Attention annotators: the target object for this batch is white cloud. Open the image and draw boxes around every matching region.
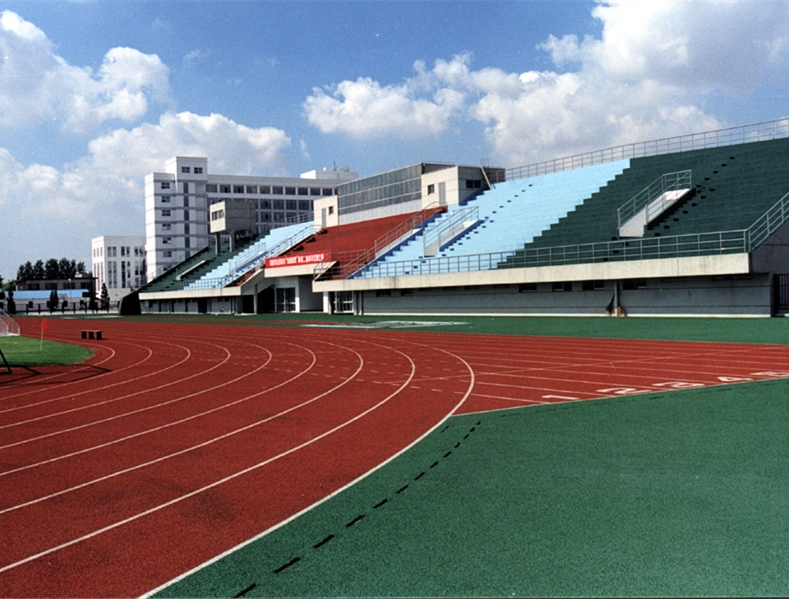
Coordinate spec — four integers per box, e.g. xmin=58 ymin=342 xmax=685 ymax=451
xmin=304 ymin=72 xmax=466 ymax=139
xmin=304 ymin=1 xmax=789 ymax=166
xmin=0 ymin=9 xmax=172 ymax=134
xmin=0 ymin=112 xmax=292 ymax=277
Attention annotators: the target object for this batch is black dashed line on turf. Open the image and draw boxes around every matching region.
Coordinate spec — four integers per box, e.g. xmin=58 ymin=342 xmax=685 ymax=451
xmin=233 ymin=583 xmax=257 ymax=597
xmin=273 ymin=557 xmax=300 ymax=574
xmin=346 ymin=514 xmax=365 ymax=528
xmin=280 ymin=424 xmax=479 ymax=574
xmin=313 ymin=534 xmax=334 ymax=549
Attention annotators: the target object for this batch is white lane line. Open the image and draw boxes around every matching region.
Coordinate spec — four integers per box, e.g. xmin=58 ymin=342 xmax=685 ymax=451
xmin=144 ymin=333 xmax=475 ymax=598
xmin=0 ymin=339 xmax=386 ymax=575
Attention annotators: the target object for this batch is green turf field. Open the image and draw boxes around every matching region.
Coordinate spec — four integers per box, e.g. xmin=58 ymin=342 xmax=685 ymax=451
xmin=0 ymin=334 xmax=93 ymax=367
xmin=127 ymin=312 xmax=789 ymax=345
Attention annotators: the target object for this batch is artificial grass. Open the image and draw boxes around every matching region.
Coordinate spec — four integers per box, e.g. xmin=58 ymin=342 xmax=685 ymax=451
xmin=0 ymin=335 xmax=92 ymax=367
xmin=124 ymin=312 xmax=789 ymax=345
xmin=157 ymin=379 xmax=789 ymax=598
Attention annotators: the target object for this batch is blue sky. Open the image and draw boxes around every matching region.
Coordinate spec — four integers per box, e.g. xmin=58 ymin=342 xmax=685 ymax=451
xmin=1 ymin=0 xmax=788 ymax=282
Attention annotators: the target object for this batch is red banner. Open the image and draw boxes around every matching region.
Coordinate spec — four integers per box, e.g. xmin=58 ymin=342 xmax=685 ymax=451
xmin=265 ymin=251 xmax=331 ymax=269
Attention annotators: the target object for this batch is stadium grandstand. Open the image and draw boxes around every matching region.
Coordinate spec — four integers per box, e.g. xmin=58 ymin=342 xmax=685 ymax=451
xmin=137 ymin=118 xmax=789 ymax=317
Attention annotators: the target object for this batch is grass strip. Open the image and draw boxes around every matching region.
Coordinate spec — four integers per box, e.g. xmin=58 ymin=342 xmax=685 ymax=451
xmin=0 ymin=335 xmax=92 ymax=367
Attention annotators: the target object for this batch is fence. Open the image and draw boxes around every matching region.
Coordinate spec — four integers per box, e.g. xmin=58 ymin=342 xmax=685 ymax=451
xmin=355 ymin=190 xmax=789 ymax=279
xmin=506 ymin=118 xmax=789 ymax=181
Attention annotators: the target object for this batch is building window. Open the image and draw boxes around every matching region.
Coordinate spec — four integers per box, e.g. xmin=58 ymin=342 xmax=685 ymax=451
xmin=285 ymin=187 xmax=296 ymax=195
xmin=272 ymin=186 xmax=283 ymax=195
xmin=161 ymin=195 xmax=171 ymax=203
xmin=164 ymin=250 xmax=173 ymax=258
xmin=518 ymin=283 xmax=537 ymax=293
xmin=466 ymin=179 xmax=482 ymax=189
xmin=298 ymin=187 xmax=309 ymax=195
xmin=162 ymin=223 xmax=172 ymax=231
xmin=162 ymin=237 xmax=172 ymax=245
xmin=206 ymin=184 xmax=217 ymax=192
xmin=582 ymin=280 xmax=605 ymax=291
xmin=286 ymin=200 xmax=298 ymax=211
xmin=233 ymin=185 xmax=244 ymax=194
xmin=298 ymin=200 xmax=311 ymax=211
xmin=160 ymin=181 xmax=171 ymax=189
xmin=162 ymin=209 xmax=171 ymax=217
xmin=322 ymin=188 xmax=333 ymax=196
xmin=310 ymin=188 xmax=321 ymax=196
xmin=220 ymin=185 xmax=231 ymax=193
xmin=552 ymin=281 xmax=573 ymax=292
xmin=273 ymin=199 xmax=284 ymax=210
xmin=194 ymin=167 xmax=203 ymax=174
xmin=623 ymin=279 xmax=648 ymax=290
xmin=328 ymin=206 xmax=334 ymax=215
xmin=427 ymin=184 xmax=435 ymax=195
xmin=181 ymin=166 xmax=190 ymax=174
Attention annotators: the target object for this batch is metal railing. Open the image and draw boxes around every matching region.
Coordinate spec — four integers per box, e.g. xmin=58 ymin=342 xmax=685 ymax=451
xmin=617 ymin=170 xmax=692 ymax=228
xmin=423 ymin=206 xmax=479 ymax=255
xmin=356 ymin=231 xmax=748 ymax=278
xmin=747 ymin=191 xmax=789 ymax=249
xmin=352 ymin=190 xmax=789 ymax=279
xmin=315 ymin=204 xmax=446 ymax=280
xmin=506 ymin=117 xmax=788 ymax=181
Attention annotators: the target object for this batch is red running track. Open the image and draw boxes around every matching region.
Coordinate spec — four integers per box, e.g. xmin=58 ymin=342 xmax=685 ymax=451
xmin=2 ymin=319 xmax=789 ymax=597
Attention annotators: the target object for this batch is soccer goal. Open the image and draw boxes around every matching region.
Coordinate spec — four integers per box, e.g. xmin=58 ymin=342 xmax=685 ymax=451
xmin=0 ymin=308 xmax=20 ymax=373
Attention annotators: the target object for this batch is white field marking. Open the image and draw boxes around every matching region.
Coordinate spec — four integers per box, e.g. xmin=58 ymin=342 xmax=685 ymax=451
xmin=596 ymin=387 xmax=658 ymax=396
xmin=471 ymin=361 xmax=733 ymax=386
xmin=0 ymin=339 xmax=392 ymax=576
xmin=0 ymin=339 xmax=178 ymax=417
xmin=0 ymin=342 xmax=278 ymax=477
xmin=471 ymin=392 xmax=549 ymax=405
xmin=0 ymin=342 xmax=121 ymax=402
xmin=477 ymin=380 xmax=602 ymax=397
xmin=143 ymin=333 xmax=476 ymax=598
xmin=543 ymin=394 xmax=580 ymax=401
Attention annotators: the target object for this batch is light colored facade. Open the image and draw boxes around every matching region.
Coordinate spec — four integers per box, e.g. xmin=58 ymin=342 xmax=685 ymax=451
xmin=91 ymin=235 xmax=146 ymax=303
xmin=144 ymin=157 xmax=357 ymax=280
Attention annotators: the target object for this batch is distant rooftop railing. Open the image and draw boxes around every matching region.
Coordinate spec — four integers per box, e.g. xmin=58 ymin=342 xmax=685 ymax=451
xmin=506 ymin=117 xmax=789 ymax=181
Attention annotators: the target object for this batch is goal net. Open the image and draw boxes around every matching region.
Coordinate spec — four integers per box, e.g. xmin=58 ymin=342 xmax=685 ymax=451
xmin=0 ymin=308 xmax=20 ymax=337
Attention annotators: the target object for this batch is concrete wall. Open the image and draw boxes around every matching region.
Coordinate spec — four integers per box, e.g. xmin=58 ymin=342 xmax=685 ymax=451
xmin=357 ymin=274 xmax=773 ymax=317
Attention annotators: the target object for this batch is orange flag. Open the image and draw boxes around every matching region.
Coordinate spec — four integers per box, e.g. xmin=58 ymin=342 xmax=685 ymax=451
xmin=41 ymin=317 xmax=49 ymax=332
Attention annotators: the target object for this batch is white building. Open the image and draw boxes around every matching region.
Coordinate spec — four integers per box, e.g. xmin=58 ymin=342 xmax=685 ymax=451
xmin=144 ymin=156 xmax=357 ymax=280
xmin=91 ymin=235 xmax=146 ymax=303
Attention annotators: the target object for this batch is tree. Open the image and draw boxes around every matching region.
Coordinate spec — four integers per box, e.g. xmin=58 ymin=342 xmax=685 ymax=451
xmin=48 ymin=289 xmax=59 ymax=312
xmin=32 ymin=260 xmax=45 ymax=280
xmin=44 ymin=258 xmax=60 ymax=280
xmin=16 ymin=261 xmax=33 ymax=281
xmin=0 ymin=272 xmax=4 ymax=302
xmin=7 ymin=284 xmax=15 ymax=314
xmin=100 ymin=283 xmax=110 ymax=310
